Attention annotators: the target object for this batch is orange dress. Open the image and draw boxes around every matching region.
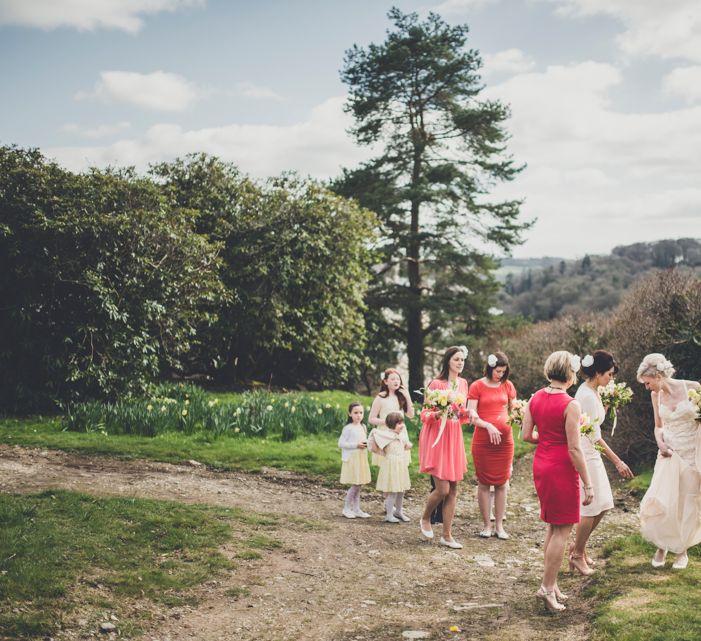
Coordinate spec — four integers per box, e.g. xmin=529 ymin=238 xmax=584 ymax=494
xmin=418 ymin=378 xmax=470 ymax=482
xmin=469 ymin=379 xmax=516 ymax=486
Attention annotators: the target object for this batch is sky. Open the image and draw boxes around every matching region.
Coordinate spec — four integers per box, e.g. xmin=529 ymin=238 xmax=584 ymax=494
xmin=1 ymin=0 xmax=700 ymax=258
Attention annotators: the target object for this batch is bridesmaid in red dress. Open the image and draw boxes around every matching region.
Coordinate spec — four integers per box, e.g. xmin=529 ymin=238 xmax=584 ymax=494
xmin=419 ymin=346 xmax=472 ymax=549
xmin=468 ymin=351 xmax=517 ymax=540
xmin=522 ymin=351 xmax=594 ymax=612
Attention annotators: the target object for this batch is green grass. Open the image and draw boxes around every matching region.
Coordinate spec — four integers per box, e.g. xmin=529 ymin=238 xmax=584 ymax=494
xmin=0 ymin=415 xmax=531 ymax=486
xmin=0 ymin=490 xmax=285 ymax=639
xmin=589 ymin=535 xmax=701 ymax=641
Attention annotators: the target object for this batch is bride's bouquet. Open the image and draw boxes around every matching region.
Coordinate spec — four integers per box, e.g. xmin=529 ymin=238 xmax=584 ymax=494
xmin=580 ymin=413 xmax=604 ymax=453
xmin=688 ymin=388 xmax=701 ymax=422
xmin=508 ymin=398 xmax=527 ymax=432
xmin=419 ymin=385 xmax=466 ymax=448
xmin=597 ymin=380 xmax=633 ymax=436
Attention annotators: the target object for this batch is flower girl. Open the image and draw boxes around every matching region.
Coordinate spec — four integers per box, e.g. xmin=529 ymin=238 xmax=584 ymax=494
xmin=338 ymin=402 xmax=372 ymax=519
xmin=368 ymin=411 xmax=412 ymax=522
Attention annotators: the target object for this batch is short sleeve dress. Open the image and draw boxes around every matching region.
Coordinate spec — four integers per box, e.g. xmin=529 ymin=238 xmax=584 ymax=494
xmin=469 ymin=378 xmax=517 ymax=486
xmin=530 ymin=389 xmax=580 ymax=525
xmin=418 ymin=377 xmax=470 ymax=482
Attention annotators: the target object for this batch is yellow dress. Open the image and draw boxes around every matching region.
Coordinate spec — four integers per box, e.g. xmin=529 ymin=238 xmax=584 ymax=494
xmin=339 ymin=423 xmax=371 ymax=485
xmin=371 ymin=428 xmax=411 ymax=493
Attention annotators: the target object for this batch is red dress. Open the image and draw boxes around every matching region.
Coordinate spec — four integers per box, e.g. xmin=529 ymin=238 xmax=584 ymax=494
xmin=530 ymin=389 xmax=580 ymax=525
xmin=418 ymin=378 xmax=470 ymax=482
xmin=469 ymin=379 xmax=516 ymax=486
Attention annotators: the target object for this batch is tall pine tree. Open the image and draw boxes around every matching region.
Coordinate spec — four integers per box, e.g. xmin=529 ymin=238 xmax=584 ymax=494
xmin=334 ymin=7 xmax=530 ymax=393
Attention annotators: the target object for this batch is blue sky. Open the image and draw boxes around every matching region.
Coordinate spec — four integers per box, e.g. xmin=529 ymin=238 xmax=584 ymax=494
xmin=1 ymin=0 xmax=700 ymax=258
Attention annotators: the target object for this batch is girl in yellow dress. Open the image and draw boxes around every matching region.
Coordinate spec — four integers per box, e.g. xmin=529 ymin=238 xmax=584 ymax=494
xmin=339 ymin=402 xmax=372 ymax=519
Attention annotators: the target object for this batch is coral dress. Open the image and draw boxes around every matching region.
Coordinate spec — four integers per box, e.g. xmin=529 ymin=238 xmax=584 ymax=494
xmin=469 ymin=378 xmax=516 ymax=486
xmin=530 ymin=389 xmax=580 ymax=525
xmin=575 ymin=384 xmax=614 ymax=517
xmin=419 ymin=377 xmax=469 ymax=482
xmin=640 ymin=383 xmax=701 ymax=554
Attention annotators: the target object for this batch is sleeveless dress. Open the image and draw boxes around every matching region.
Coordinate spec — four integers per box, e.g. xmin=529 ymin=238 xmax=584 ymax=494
xmin=530 ymin=389 xmax=580 ymax=525
xmin=640 ymin=382 xmax=701 ymax=554
xmin=375 ymin=434 xmax=412 ymax=493
xmin=370 ymin=394 xmax=411 ymax=467
xmin=418 ymin=378 xmax=469 ymax=482
xmin=469 ymin=378 xmax=516 ymax=486
xmin=575 ymin=384 xmax=614 ymax=517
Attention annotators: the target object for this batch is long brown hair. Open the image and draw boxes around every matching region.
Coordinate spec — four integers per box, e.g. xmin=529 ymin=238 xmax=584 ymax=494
xmin=436 ymin=346 xmax=464 ymax=381
xmin=379 ymin=368 xmax=408 ymax=413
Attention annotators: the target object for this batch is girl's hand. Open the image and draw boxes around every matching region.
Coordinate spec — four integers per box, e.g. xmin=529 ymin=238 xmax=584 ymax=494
xmin=615 ymin=460 xmax=633 ymax=478
xmin=485 ymin=423 xmax=502 ymax=445
xmin=404 ymin=442 xmax=412 ymax=450
xmin=357 ymin=441 xmax=367 ymax=449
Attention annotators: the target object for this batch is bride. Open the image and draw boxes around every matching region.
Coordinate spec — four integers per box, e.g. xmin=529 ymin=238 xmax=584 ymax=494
xmin=637 ymin=353 xmax=701 ymax=570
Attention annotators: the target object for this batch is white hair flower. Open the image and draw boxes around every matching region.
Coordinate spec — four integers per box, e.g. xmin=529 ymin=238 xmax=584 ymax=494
xmin=380 ymin=370 xmax=386 ymax=381
xmin=487 ymin=354 xmax=497 ymax=367
xmin=459 ymin=345 xmax=468 ymax=358
xmin=582 ymin=354 xmax=594 ymax=368
xmin=656 ymin=359 xmax=673 ymax=372
xmin=570 ymin=355 xmax=582 ymax=373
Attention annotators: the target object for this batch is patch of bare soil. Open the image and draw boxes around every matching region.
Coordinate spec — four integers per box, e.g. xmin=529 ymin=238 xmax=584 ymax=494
xmin=0 ymin=445 xmax=639 ymax=641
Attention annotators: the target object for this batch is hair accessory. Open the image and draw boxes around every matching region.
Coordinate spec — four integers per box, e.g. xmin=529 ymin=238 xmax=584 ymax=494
xmin=459 ymin=345 xmax=468 ymax=358
xmin=487 ymin=354 xmax=498 ymax=367
xmin=581 ymin=354 xmax=594 ymax=368
xmin=570 ymin=355 xmax=581 ymax=373
xmin=380 ymin=370 xmax=386 ymax=381
xmin=656 ymin=359 xmax=673 ymax=372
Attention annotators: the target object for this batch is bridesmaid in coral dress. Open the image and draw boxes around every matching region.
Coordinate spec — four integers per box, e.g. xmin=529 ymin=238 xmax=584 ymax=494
xmin=468 ymin=351 xmax=517 ymax=540
xmin=419 ymin=346 xmax=472 ymax=549
xmin=522 ymin=351 xmax=594 ymax=613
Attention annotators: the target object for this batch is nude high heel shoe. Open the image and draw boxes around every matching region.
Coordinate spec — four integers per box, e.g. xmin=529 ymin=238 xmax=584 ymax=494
xmin=569 ymin=553 xmax=595 ymax=576
xmin=536 ymin=585 xmax=566 ymax=612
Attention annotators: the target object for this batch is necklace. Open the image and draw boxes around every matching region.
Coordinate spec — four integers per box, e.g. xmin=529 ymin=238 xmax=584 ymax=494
xmin=546 ymin=385 xmax=566 ymax=393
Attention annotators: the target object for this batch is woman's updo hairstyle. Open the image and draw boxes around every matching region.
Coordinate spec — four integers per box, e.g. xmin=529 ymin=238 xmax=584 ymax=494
xmin=636 ymin=353 xmax=675 ymax=382
xmin=580 ymin=349 xmax=619 ymax=380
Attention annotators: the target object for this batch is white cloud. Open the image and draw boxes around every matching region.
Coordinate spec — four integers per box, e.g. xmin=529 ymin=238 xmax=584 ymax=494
xmin=76 ymin=71 xmax=200 ymax=112
xmin=663 ymin=66 xmax=701 ymax=103
xmin=431 ymin=0 xmax=499 ymax=14
xmin=62 ymin=121 xmax=131 ymax=139
xmin=482 ymin=49 xmax=536 ymax=76
xmin=484 ymin=61 xmax=701 ymax=256
xmin=0 ymin=0 xmax=204 ymax=33
xmin=542 ymin=0 xmax=701 ymax=63
xmin=235 ymin=82 xmax=283 ymax=101
xmin=46 ymin=97 xmax=373 ymax=179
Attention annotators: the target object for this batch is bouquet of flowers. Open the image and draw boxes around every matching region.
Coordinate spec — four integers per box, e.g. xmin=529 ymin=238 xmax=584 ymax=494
xmin=420 ymin=385 xmax=466 ymax=448
xmin=579 ymin=412 xmax=604 ymax=453
xmin=597 ymin=380 xmax=633 ymax=436
xmin=508 ymin=398 xmax=527 ymax=432
xmin=688 ymin=388 xmax=701 ymax=422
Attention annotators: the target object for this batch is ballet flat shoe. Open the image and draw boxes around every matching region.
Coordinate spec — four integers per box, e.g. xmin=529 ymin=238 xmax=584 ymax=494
xmin=439 ymin=537 xmax=463 ymax=549
xmin=495 ymin=529 xmax=510 ymax=540
xmin=651 ymin=549 xmax=667 ymax=568
xmin=353 ymin=509 xmax=371 ymax=518
xmin=342 ymin=508 xmax=356 ymax=519
xmin=393 ymin=512 xmax=410 ymax=522
xmin=420 ymin=519 xmax=434 ymax=539
xmin=478 ymin=529 xmax=492 ymax=538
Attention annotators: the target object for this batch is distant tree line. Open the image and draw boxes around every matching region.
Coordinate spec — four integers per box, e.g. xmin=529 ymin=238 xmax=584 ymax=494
xmin=498 ymin=239 xmax=701 ymax=321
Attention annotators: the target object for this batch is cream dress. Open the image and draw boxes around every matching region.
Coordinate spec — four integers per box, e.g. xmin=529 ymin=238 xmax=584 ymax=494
xmin=370 ymin=394 xmax=411 ymax=467
xmin=372 ymin=429 xmax=411 ymax=493
xmin=640 ymin=382 xmax=701 ymax=554
xmin=575 ymin=383 xmax=614 ymax=517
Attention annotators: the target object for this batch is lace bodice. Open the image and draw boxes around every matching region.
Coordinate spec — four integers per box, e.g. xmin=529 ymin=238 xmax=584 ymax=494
xmin=660 ymin=385 xmax=699 ymax=466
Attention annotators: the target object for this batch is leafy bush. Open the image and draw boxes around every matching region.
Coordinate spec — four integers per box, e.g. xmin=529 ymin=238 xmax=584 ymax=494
xmin=606 ymin=269 xmax=701 ymax=464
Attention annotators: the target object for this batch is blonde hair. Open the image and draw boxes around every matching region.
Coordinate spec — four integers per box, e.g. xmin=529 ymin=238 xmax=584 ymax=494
xmin=636 ymin=353 xmax=675 ymax=382
xmin=544 ymin=350 xmax=577 ymax=384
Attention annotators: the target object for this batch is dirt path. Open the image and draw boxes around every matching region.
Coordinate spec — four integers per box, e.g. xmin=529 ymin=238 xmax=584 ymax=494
xmin=0 ymin=445 xmax=639 ymax=641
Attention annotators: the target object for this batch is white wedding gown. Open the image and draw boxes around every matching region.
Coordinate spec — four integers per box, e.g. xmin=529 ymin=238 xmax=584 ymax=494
xmin=640 ymin=383 xmax=701 ymax=554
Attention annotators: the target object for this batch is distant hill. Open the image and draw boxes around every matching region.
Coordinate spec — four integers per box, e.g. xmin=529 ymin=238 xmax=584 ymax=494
xmin=496 ymin=238 xmax=701 ymax=321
